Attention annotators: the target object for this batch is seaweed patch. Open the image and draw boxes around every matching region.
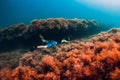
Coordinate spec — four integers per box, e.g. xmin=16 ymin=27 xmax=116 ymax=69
xmin=0 ymin=28 xmax=120 ymax=80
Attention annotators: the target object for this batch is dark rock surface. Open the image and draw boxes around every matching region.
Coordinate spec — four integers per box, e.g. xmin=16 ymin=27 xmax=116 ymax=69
xmin=0 ymin=18 xmax=108 ymax=52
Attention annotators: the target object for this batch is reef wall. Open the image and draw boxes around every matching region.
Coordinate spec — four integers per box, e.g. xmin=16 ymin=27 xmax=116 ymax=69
xmin=0 ymin=24 xmax=28 ymax=52
xmin=0 ymin=18 xmax=106 ymax=52
xmin=0 ymin=28 xmax=120 ymax=80
xmin=28 ymin=18 xmax=100 ymax=41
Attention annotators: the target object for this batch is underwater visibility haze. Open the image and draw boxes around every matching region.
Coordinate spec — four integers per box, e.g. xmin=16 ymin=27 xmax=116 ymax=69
xmin=1 ymin=0 xmax=120 ymax=80
xmin=0 ymin=0 xmax=120 ymax=27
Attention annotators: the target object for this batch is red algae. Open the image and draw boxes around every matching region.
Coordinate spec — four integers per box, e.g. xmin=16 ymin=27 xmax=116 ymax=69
xmin=110 ymin=68 xmax=120 ymax=80
xmin=1 ymin=28 xmax=120 ymax=80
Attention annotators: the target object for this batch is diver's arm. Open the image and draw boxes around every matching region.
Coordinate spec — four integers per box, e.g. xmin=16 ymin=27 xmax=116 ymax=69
xmin=39 ymin=34 xmax=48 ymax=43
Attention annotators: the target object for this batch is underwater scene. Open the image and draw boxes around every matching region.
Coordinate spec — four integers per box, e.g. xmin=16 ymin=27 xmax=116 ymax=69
xmin=0 ymin=0 xmax=120 ymax=80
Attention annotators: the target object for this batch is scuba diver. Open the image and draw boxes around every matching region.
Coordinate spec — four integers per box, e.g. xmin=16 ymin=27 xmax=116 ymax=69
xmin=36 ymin=35 xmax=57 ymax=49
xmin=30 ymin=34 xmax=68 ymax=51
xmin=37 ymin=35 xmax=68 ymax=49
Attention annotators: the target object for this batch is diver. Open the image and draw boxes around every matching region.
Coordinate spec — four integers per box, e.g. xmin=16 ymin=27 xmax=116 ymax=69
xmin=36 ymin=35 xmax=58 ymax=49
xmin=30 ymin=34 xmax=68 ymax=51
xmin=37 ymin=34 xmax=69 ymax=48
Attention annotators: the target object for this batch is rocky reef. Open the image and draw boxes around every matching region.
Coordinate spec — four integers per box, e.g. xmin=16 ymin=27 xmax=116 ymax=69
xmin=0 ymin=18 xmax=106 ymax=52
xmin=0 ymin=18 xmax=116 ymax=80
xmin=0 ymin=28 xmax=120 ymax=80
xmin=0 ymin=24 xmax=28 ymax=52
xmin=28 ymin=18 xmax=100 ymax=41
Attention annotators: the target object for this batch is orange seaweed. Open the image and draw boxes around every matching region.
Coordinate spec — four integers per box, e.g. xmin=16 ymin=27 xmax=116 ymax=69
xmin=1 ymin=28 xmax=120 ymax=80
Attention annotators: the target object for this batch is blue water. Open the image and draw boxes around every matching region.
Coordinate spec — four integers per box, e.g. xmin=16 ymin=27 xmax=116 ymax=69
xmin=0 ymin=0 xmax=120 ymax=27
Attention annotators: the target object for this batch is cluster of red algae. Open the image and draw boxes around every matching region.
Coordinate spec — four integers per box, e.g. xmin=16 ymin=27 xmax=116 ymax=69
xmin=1 ymin=28 xmax=120 ymax=80
xmin=110 ymin=68 xmax=120 ymax=80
